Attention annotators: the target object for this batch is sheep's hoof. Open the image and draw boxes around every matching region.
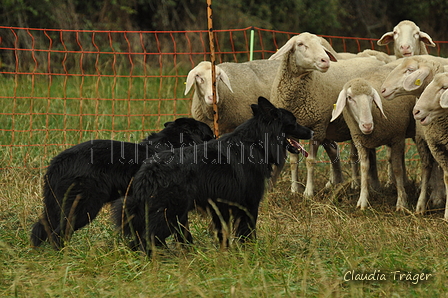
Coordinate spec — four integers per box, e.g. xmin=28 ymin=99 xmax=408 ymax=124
xmin=324 ymin=180 xmax=333 ymax=189
xmin=356 ymin=199 xmax=368 ymax=210
xmin=395 ymin=205 xmax=409 ymax=212
xmin=291 ymin=182 xmax=301 ymax=193
xmin=415 ymin=205 xmax=426 ymax=215
xmin=303 ymin=188 xmax=314 ymax=198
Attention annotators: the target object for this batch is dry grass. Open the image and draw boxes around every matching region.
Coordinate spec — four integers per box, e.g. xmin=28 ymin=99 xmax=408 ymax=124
xmin=1 ymin=154 xmax=447 ymax=297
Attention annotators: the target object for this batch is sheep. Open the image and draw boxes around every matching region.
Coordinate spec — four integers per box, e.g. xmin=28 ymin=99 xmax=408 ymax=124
xmin=377 ymin=20 xmax=436 ymax=58
xmin=268 ymin=32 xmax=385 ymax=196
xmin=185 ymin=59 xmax=280 ymax=135
xmin=413 ymin=72 xmax=448 ymax=220
xmin=319 ymin=36 xmax=395 ymax=63
xmin=381 ymin=55 xmax=448 ymax=100
xmin=331 ymin=66 xmax=416 ymax=210
xmin=380 ymin=55 xmax=448 ymax=214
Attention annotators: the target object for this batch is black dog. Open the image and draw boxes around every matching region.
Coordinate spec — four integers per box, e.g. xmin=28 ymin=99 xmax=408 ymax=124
xmin=30 ymin=118 xmax=214 ymax=249
xmin=113 ymin=97 xmax=313 ymax=254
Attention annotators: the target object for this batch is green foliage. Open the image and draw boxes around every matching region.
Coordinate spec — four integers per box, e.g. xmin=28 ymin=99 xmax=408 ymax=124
xmin=1 ymin=0 xmax=448 ymax=41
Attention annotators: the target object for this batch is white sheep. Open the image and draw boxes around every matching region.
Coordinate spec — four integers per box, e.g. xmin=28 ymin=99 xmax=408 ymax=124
xmin=318 ymin=37 xmax=395 ymax=63
xmin=377 ymin=20 xmax=436 ymax=58
xmin=413 ymin=72 xmax=448 ymax=220
xmin=331 ymin=68 xmax=416 ymax=210
xmin=269 ymin=32 xmax=385 ymax=196
xmin=185 ymin=59 xmax=280 ymax=134
xmin=380 ymin=55 xmax=448 ymax=214
xmin=381 ymin=55 xmax=448 ymax=100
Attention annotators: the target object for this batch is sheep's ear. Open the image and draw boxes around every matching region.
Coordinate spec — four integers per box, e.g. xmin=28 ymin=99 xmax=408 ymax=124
xmin=164 ymin=121 xmax=174 ymax=127
xmin=372 ymin=88 xmax=387 ymax=119
xmin=419 ymin=31 xmax=436 ymax=47
xmin=216 ymin=66 xmax=233 ymax=93
xmin=269 ymin=36 xmax=296 ymax=60
xmin=185 ymin=68 xmax=198 ymax=95
xmin=403 ymin=68 xmax=431 ymax=91
xmin=440 ymin=89 xmax=448 ymax=109
xmin=331 ymin=89 xmax=347 ymax=122
xmin=377 ymin=32 xmax=394 ymax=46
xmin=325 ymin=49 xmax=338 ymax=62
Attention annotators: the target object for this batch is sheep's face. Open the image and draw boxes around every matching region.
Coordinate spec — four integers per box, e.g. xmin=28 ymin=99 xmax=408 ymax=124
xmin=293 ymin=33 xmax=332 ymax=72
xmin=377 ymin=20 xmax=435 ymax=58
xmin=185 ymin=62 xmax=233 ymax=106
xmin=269 ymin=32 xmax=336 ymax=72
xmin=414 ymin=73 xmax=448 ymax=126
xmin=332 ymin=79 xmax=387 ymax=135
xmin=381 ymin=57 xmax=431 ymax=99
xmin=346 ymin=88 xmax=376 ymax=135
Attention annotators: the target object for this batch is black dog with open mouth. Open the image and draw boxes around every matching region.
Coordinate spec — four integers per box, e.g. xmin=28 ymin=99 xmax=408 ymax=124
xmin=113 ymin=97 xmax=313 ymax=254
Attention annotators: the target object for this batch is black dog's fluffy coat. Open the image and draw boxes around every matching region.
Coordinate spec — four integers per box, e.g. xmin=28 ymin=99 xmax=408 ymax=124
xmin=30 ymin=118 xmax=214 ymax=249
xmin=113 ymin=97 xmax=313 ymax=253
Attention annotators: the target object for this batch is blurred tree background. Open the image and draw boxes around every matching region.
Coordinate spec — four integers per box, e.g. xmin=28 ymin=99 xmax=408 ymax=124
xmin=1 ymin=0 xmax=448 ymax=40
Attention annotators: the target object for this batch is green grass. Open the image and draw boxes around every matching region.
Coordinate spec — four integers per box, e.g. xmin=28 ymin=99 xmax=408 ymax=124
xmin=1 ymin=161 xmax=448 ymax=297
xmin=1 ymin=74 xmax=447 ymax=297
xmin=1 ymin=71 xmax=191 ymax=168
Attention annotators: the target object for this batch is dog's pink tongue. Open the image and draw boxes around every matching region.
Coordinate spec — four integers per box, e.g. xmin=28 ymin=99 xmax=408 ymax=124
xmin=288 ymin=139 xmax=308 ymax=157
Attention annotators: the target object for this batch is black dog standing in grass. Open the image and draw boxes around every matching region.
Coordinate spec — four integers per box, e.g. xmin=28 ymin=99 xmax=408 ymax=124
xmin=30 ymin=118 xmax=214 ymax=249
xmin=113 ymin=97 xmax=313 ymax=254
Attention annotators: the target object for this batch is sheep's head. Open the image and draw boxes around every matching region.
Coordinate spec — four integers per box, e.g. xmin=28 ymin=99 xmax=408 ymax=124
xmin=414 ymin=73 xmax=448 ymax=126
xmin=381 ymin=56 xmax=436 ymax=100
xmin=332 ymin=78 xmax=387 ymax=135
xmin=268 ymin=32 xmax=337 ymax=73
xmin=377 ymin=20 xmax=435 ymax=58
xmin=185 ymin=61 xmax=233 ymax=106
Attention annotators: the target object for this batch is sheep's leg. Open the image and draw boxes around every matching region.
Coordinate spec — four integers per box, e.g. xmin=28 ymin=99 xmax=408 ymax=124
xmin=429 ymin=165 xmax=446 ymax=208
xmin=368 ymin=149 xmax=380 ymax=189
xmin=444 ymin=170 xmax=448 ymax=221
xmin=290 ymin=153 xmax=301 ymax=193
xmin=391 ymin=142 xmax=408 ymax=211
xmin=356 ymin=146 xmax=370 ymax=210
xmin=349 ymin=142 xmax=360 ymax=189
xmin=304 ymin=140 xmax=321 ymax=197
xmin=416 ymin=163 xmax=433 ymax=214
xmin=384 ymin=146 xmax=395 ymax=188
xmin=322 ymin=139 xmax=343 ymax=187
xmin=415 ymin=136 xmax=435 ymax=214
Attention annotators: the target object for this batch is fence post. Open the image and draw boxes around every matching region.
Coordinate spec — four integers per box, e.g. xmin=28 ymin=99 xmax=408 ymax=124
xmin=250 ymin=27 xmax=255 ymax=61
xmin=206 ymin=0 xmax=219 ymax=138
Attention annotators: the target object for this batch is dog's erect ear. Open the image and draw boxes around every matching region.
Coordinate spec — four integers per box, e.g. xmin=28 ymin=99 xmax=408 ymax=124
xmin=251 ymin=104 xmax=259 ymax=116
xmin=252 ymin=97 xmax=278 ymax=118
xmin=252 ymin=96 xmax=278 ymax=119
xmin=257 ymin=97 xmax=277 ymax=115
xmin=164 ymin=121 xmax=174 ymax=127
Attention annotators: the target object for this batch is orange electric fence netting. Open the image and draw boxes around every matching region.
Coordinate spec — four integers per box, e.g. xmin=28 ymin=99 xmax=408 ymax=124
xmin=1 ymin=26 xmax=446 ymax=169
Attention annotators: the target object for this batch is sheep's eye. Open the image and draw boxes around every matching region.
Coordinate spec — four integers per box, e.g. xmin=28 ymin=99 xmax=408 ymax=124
xmin=393 ymin=31 xmax=398 ymax=35
xmin=196 ymin=75 xmax=204 ymax=83
xmin=347 ymin=96 xmax=353 ymax=101
xmin=406 ymin=67 xmax=415 ymax=73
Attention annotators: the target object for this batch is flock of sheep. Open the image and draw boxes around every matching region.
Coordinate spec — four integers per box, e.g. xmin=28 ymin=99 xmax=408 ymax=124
xmin=184 ymin=20 xmax=448 ymax=220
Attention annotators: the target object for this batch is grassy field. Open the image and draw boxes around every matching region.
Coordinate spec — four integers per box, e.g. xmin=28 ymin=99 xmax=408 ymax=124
xmin=1 ymin=75 xmax=448 ymax=297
